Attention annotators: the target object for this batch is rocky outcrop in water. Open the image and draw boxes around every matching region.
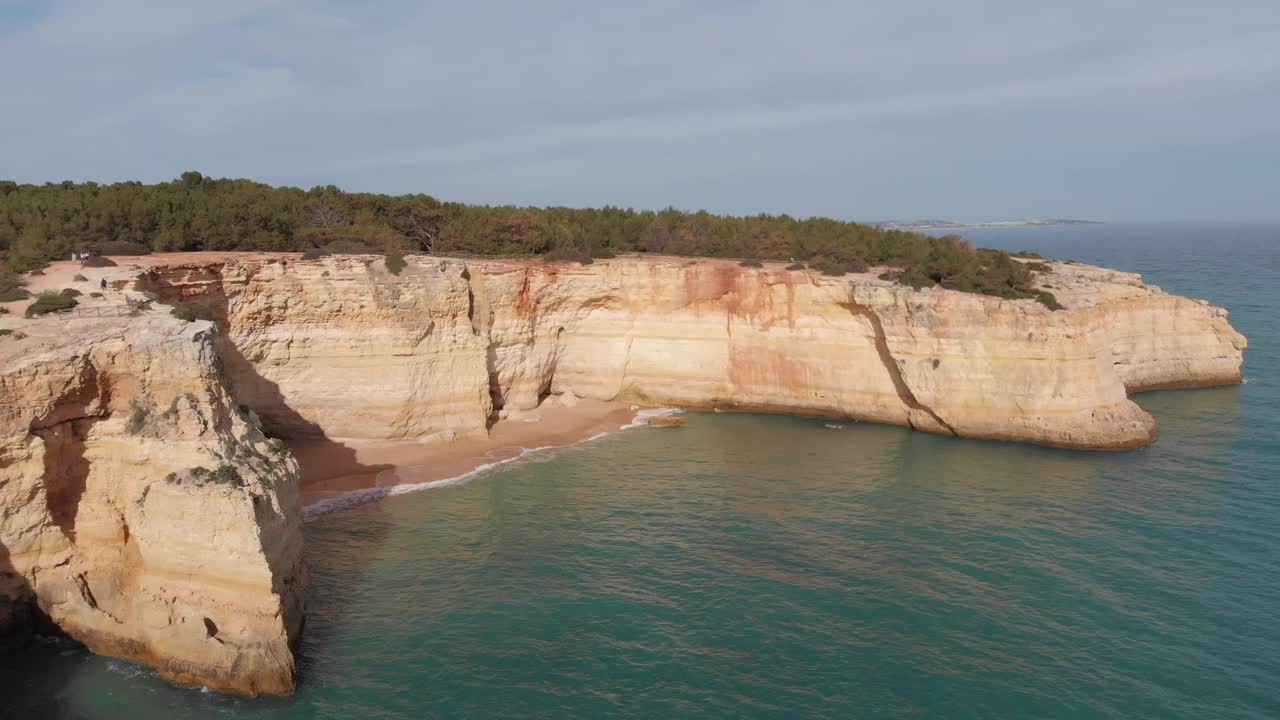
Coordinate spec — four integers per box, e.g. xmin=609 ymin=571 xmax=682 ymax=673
xmin=0 ymin=311 xmax=305 ymax=696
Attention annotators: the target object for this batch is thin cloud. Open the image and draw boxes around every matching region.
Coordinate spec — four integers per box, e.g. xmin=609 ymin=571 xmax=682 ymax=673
xmin=1 ymin=1 xmax=1277 ymax=220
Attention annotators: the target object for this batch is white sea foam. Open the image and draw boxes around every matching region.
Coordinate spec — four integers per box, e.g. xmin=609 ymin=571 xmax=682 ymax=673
xmin=302 ymin=408 xmax=684 ymax=519
xmin=619 ymin=407 xmax=683 ymax=430
xmin=303 ymin=448 xmax=541 ymax=520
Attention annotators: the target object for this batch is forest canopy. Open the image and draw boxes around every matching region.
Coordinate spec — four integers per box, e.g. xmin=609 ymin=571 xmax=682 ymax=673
xmin=0 ymin=173 xmax=1056 ymax=306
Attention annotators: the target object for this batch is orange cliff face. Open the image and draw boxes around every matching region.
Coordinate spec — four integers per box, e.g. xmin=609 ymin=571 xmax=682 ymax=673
xmin=142 ymin=253 xmax=1245 ymax=449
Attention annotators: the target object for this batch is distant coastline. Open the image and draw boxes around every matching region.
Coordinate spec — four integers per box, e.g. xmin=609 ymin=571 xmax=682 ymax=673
xmin=871 ymin=219 xmax=1102 ymax=231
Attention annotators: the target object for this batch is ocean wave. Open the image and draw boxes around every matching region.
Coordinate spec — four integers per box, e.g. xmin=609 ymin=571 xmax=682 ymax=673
xmin=303 ymin=408 xmax=688 ymax=519
xmin=303 ymin=446 xmax=549 ymax=520
xmin=619 ymin=407 xmax=683 ymax=430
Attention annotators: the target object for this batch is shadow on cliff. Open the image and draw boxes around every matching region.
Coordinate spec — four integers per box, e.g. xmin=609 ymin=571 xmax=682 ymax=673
xmin=216 ymin=331 xmax=394 ymax=483
xmin=0 ymin=541 xmax=86 ymax=720
xmin=142 ymin=266 xmax=394 ymax=485
xmin=142 ymin=264 xmax=402 ymax=695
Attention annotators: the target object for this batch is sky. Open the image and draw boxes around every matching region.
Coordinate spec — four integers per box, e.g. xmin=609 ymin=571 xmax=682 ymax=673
xmin=1 ymin=1 xmax=1278 ymax=222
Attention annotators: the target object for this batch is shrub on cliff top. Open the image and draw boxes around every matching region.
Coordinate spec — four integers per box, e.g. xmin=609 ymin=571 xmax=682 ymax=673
xmin=171 ymin=301 xmax=214 ymax=323
xmin=24 ymin=291 xmax=77 ymax=317
xmin=1035 ymin=290 xmax=1064 ymax=311
xmin=785 ymin=262 xmax=806 ymax=271
xmin=543 ymin=237 xmax=594 ymax=265
xmin=384 ymin=251 xmax=406 ymax=275
xmin=0 ymin=328 xmax=11 ymax=336
xmin=94 ymin=240 xmax=150 ymax=256
xmin=739 ymin=258 xmax=764 ymax=268
xmin=1 ymin=268 xmax=24 ymax=294
xmin=815 ymin=257 xmax=868 ymax=276
xmin=73 ymin=273 xmax=88 ymax=281
xmin=6 ymin=255 xmax=47 ymax=273
xmin=0 ymin=288 xmax=29 ymax=301
xmin=81 ymin=256 xmax=117 ymax=268
xmin=301 ymin=239 xmax=378 ymax=260
xmin=60 ymin=287 xmax=82 ymax=298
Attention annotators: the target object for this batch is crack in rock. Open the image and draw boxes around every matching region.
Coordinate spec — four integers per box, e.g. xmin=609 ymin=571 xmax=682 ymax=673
xmin=841 ymin=300 xmax=958 ymax=437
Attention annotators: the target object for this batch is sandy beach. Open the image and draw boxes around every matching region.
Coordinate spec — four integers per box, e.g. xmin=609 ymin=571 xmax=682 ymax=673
xmin=290 ymin=398 xmax=640 ymax=513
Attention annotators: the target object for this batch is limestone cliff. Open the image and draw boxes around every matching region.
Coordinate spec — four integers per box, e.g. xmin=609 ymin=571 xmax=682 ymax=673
xmin=0 ymin=309 xmax=305 ymax=696
xmin=0 ymin=252 xmax=1248 ymax=697
xmin=143 ymin=254 xmax=1245 ymax=449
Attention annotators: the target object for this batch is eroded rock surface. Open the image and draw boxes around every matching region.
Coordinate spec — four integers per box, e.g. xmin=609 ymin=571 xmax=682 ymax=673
xmin=0 ymin=311 xmax=304 ymax=696
xmin=145 ymin=254 xmax=1245 ymax=449
xmin=0 ymin=251 xmax=1246 ymax=696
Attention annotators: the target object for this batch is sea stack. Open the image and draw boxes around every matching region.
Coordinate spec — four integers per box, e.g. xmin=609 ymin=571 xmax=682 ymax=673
xmin=0 ymin=312 xmax=305 ymax=696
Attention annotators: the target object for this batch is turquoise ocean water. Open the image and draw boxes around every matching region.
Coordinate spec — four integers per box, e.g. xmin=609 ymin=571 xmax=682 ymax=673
xmin=2 ymin=223 xmax=1277 ymax=719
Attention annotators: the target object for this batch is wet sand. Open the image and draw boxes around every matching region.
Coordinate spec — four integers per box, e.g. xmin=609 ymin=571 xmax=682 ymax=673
xmin=291 ymin=399 xmax=639 ymax=511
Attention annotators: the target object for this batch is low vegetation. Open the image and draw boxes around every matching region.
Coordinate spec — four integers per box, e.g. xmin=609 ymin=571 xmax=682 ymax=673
xmin=739 ymin=258 xmax=764 ymax=268
xmin=171 ymin=301 xmax=215 ymax=322
xmin=24 ymin=290 xmax=77 ymax=317
xmin=1035 ymin=291 xmax=1065 ymax=311
xmin=94 ymin=240 xmax=151 ymax=256
xmin=127 ymin=400 xmax=149 ymax=434
xmin=73 ymin=273 xmax=87 ymax=281
xmin=189 ymin=465 xmax=242 ymax=486
xmin=384 ymin=251 xmax=406 ymax=275
xmin=0 ymin=173 xmax=1062 ymax=308
xmin=300 ymin=238 xmax=377 ymax=260
xmin=814 ymin=257 xmax=869 ymax=276
xmin=0 ymin=269 xmax=27 ymax=301
xmin=81 ymin=256 xmax=117 ymax=268
xmin=59 ymin=287 xmax=81 ymax=298
xmin=542 ymin=234 xmax=596 ymax=264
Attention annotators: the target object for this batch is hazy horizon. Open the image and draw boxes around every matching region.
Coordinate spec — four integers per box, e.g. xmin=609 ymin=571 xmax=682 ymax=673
xmin=2 ymin=1 xmax=1277 ymax=223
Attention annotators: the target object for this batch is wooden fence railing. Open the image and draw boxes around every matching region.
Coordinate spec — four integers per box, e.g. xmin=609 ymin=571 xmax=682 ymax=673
xmin=60 ymin=304 xmax=142 ymax=318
